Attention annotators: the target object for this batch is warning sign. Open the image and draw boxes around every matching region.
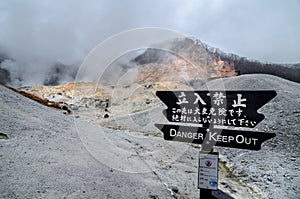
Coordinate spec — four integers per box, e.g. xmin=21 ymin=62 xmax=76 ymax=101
xmin=154 ymin=124 xmax=276 ymax=150
xmin=156 ymin=90 xmax=277 ymax=128
xmin=198 ymin=152 xmax=219 ymax=190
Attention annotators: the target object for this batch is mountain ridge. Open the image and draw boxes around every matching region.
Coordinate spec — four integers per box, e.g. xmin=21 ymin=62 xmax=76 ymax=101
xmin=1 ymin=37 xmax=299 ymax=86
xmin=133 ymin=37 xmax=300 ymax=83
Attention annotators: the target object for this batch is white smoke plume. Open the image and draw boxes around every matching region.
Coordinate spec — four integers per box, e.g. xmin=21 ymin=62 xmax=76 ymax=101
xmin=0 ymin=0 xmax=299 ymax=86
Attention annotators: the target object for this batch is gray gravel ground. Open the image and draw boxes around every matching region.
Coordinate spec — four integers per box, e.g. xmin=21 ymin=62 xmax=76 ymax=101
xmin=204 ymin=74 xmax=300 ymax=199
xmin=1 ymin=74 xmax=299 ymax=199
xmin=102 ymin=74 xmax=300 ymax=199
xmin=0 ymin=85 xmax=173 ymax=199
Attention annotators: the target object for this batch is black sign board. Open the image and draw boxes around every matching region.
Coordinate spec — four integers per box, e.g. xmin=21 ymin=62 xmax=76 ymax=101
xmin=156 ymin=91 xmax=277 ymax=128
xmin=155 ymin=90 xmax=277 ymax=151
xmin=155 ymin=90 xmax=277 ymax=199
xmin=155 ymin=124 xmax=276 ymax=151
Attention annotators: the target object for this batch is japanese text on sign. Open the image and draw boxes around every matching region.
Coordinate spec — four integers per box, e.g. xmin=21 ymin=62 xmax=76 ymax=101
xmin=157 ymin=91 xmax=277 ymax=128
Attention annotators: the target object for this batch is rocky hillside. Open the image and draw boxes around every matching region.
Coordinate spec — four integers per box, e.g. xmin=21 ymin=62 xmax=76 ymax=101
xmin=213 ymin=51 xmax=300 ymax=83
xmin=134 ymin=38 xmax=238 ymax=84
xmin=133 ymin=37 xmax=300 ymax=83
xmin=1 ymin=40 xmax=299 ymax=198
xmin=1 ymin=37 xmax=299 ymax=87
xmin=101 ymin=74 xmax=300 ymax=199
xmin=201 ymin=74 xmax=300 ymax=199
xmin=3 ymin=75 xmax=291 ymax=199
xmin=19 ymin=81 xmax=192 ymax=122
xmin=12 ymin=37 xmax=299 ymax=125
xmin=0 ymin=84 xmax=174 ymax=199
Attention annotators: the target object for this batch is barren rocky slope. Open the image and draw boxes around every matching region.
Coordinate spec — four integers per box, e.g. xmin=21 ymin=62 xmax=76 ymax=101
xmin=1 ymin=34 xmax=299 ymax=198
xmin=1 ymin=75 xmax=283 ymax=199
xmin=0 ymin=85 xmax=173 ymax=199
xmin=134 ymin=37 xmax=300 ymax=83
xmin=133 ymin=38 xmax=237 ymax=84
xmin=1 ymin=73 xmax=299 ymax=198
xmin=101 ymin=74 xmax=300 ymax=199
xmin=202 ymin=74 xmax=300 ymax=199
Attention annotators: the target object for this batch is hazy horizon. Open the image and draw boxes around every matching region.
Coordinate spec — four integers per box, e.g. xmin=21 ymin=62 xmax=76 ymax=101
xmin=0 ymin=0 xmax=299 ymax=86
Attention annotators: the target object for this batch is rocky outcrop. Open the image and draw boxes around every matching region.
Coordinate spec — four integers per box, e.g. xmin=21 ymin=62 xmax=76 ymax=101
xmin=1 ymin=84 xmax=71 ymax=114
xmin=0 ymin=85 xmax=174 ymax=199
xmin=134 ymin=38 xmax=238 ymax=84
xmin=134 ymin=37 xmax=299 ymax=84
xmin=209 ymin=45 xmax=300 ymax=83
xmin=17 ymin=82 xmax=111 ymax=116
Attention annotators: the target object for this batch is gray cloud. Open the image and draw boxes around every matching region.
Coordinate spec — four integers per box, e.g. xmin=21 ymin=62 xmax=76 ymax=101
xmin=0 ymin=0 xmax=299 ymax=85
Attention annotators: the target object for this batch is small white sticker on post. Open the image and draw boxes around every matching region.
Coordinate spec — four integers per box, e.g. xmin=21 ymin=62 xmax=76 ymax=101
xmin=198 ymin=152 xmax=219 ymax=190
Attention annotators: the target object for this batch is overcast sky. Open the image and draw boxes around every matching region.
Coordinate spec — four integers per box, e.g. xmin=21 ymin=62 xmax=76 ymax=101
xmin=0 ymin=0 xmax=299 ymax=71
